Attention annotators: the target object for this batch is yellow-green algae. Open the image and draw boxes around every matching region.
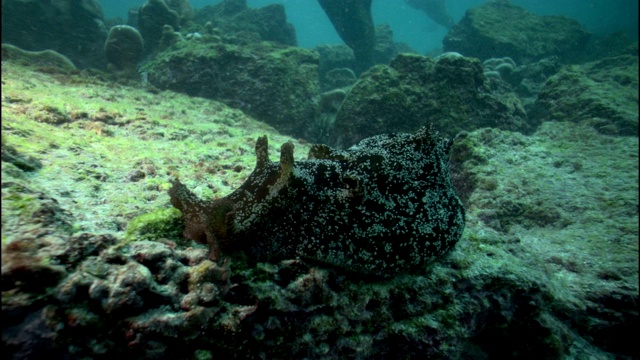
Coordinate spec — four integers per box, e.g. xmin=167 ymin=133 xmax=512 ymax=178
xmin=124 ymin=207 xmax=183 ymax=243
xmin=1 ymin=60 xmax=311 ymax=243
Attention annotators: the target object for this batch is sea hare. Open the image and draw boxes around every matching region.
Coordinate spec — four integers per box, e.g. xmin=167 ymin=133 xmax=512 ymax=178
xmin=169 ymin=126 xmax=465 ymax=278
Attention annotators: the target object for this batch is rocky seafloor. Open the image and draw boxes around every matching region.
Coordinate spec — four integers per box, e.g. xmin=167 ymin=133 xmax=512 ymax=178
xmin=1 ymin=55 xmax=638 ymax=360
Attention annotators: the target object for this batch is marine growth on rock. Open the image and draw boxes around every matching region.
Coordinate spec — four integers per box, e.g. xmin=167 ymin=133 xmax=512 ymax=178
xmin=169 ymin=126 xmax=465 ymax=278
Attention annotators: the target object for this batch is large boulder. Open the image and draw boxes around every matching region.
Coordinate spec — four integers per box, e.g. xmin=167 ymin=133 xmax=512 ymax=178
xmin=140 ymin=38 xmax=319 ymax=137
xmin=443 ymin=0 xmax=591 ymax=65
xmin=192 ymin=0 xmax=297 ymax=47
xmin=1 ymin=0 xmax=108 ymax=69
xmin=531 ymin=55 xmax=639 ymax=136
xmin=137 ymin=0 xmax=181 ymax=55
xmin=327 ymin=53 xmax=530 ymax=148
xmin=104 ymin=25 xmax=144 ymax=78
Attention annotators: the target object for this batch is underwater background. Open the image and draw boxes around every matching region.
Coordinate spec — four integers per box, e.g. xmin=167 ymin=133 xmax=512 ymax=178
xmin=2 ymin=0 xmax=638 ymax=359
xmin=101 ymin=0 xmax=639 ymax=53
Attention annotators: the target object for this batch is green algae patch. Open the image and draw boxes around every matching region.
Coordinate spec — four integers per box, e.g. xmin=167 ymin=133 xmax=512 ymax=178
xmin=2 ymin=191 xmax=40 ymax=221
xmin=124 ymin=207 xmax=184 ymax=243
xmin=1 ymin=60 xmax=311 ymax=235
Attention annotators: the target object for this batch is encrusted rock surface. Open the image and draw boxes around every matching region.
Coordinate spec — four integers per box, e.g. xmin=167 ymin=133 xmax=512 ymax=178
xmin=104 ymin=25 xmax=144 ymax=79
xmin=192 ymin=0 xmax=297 ymax=47
xmin=328 ymin=53 xmax=529 ymax=148
xmin=531 ymin=55 xmax=639 ymax=136
xmin=1 ymin=0 xmax=108 ymax=69
xmin=443 ymin=0 xmax=591 ymax=65
xmin=137 ymin=0 xmax=181 ymax=55
xmin=141 ymin=38 xmax=319 ymax=138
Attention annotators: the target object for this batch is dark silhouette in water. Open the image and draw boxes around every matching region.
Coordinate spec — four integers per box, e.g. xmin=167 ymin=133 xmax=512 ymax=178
xmin=406 ymin=0 xmax=455 ymax=29
xmin=316 ymin=0 xmax=455 ymax=73
xmin=317 ymin=0 xmax=375 ymax=73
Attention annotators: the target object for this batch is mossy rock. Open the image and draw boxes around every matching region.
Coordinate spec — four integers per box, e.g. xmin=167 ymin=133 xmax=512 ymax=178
xmin=1 ymin=44 xmax=76 ymax=71
xmin=443 ymin=0 xmax=590 ymax=64
xmin=329 ymin=53 xmax=530 ymax=148
xmin=532 ymin=55 xmax=639 ymax=136
xmin=140 ymin=40 xmax=319 ymax=138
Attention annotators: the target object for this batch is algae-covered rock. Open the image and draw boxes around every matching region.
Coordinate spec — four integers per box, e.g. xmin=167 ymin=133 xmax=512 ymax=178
xmin=449 ymin=122 xmax=638 ymax=358
xmin=138 ymin=0 xmax=181 ymax=55
xmin=316 ymin=44 xmax=357 ymax=83
xmin=1 ymin=0 xmax=107 ymax=69
xmin=1 ymin=138 xmax=43 ymax=172
xmin=532 ymin=55 xmax=639 ymax=136
xmin=141 ymin=39 xmax=319 ymax=137
xmin=104 ymin=25 xmax=144 ymax=78
xmin=506 ymin=56 xmax=563 ymax=110
xmin=328 ymin=53 xmax=529 ymax=148
xmin=1 ymin=44 xmax=76 ymax=71
xmin=192 ymin=0 xmax=297 ymax=46
xmin=443 ymin=0 xmax=590 ymax=65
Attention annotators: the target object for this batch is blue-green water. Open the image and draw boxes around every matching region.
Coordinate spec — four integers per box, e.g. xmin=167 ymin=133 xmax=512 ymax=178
xmin=101 ymin=0 xmax=638 ymax=53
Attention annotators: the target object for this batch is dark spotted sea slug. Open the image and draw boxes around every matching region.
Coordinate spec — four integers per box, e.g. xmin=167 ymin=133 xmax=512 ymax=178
xmin=169 ymin=126 xmax=465 ymax=278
